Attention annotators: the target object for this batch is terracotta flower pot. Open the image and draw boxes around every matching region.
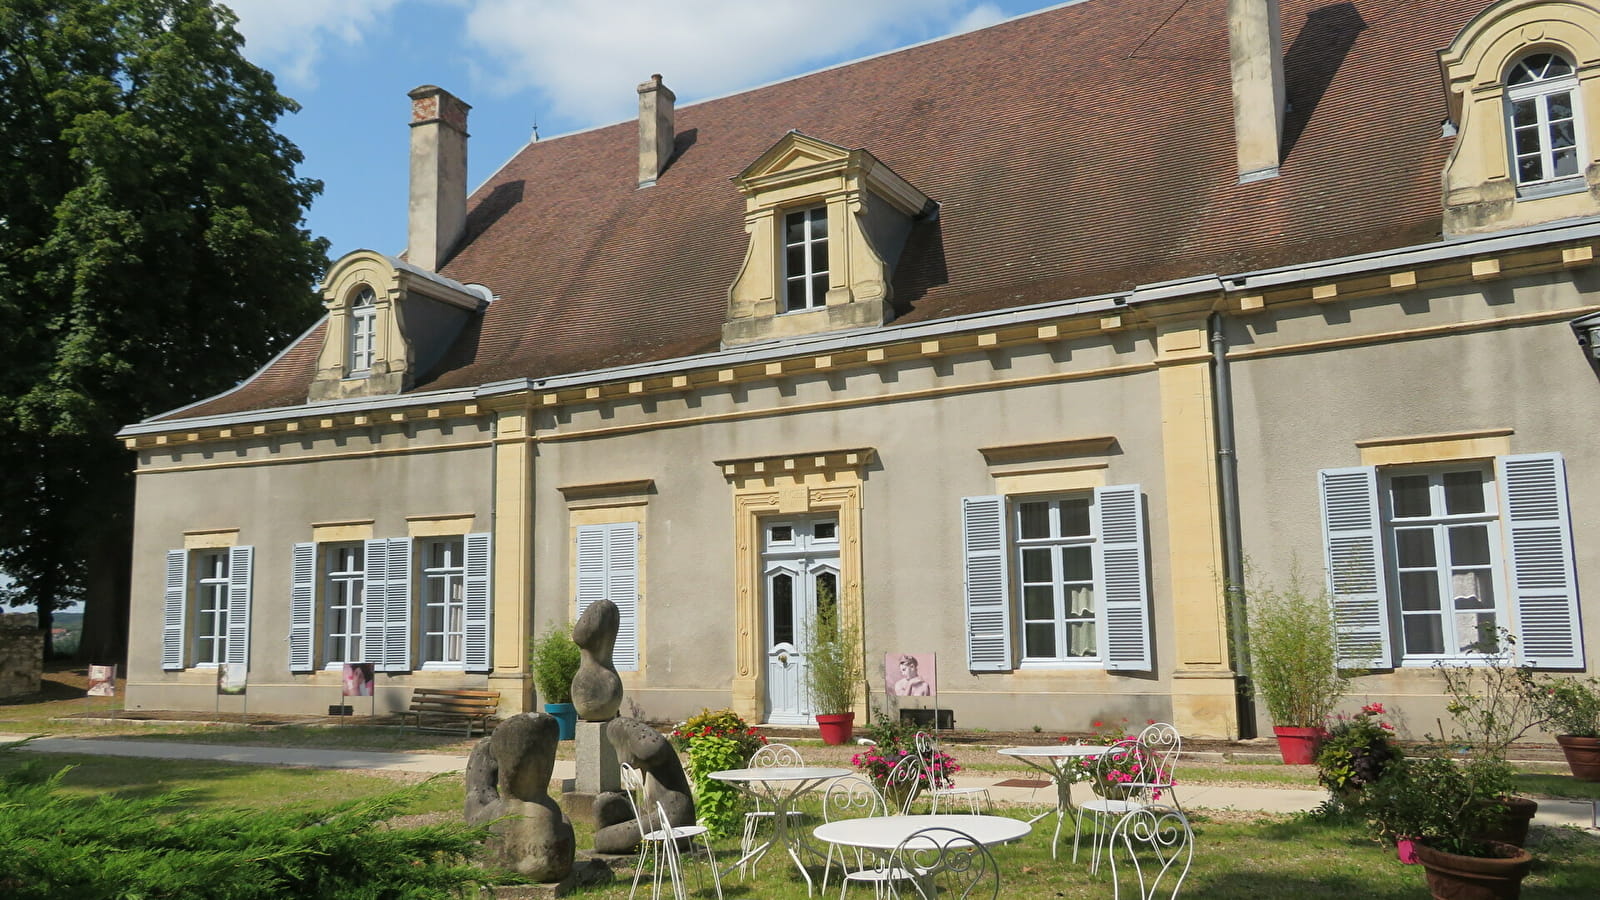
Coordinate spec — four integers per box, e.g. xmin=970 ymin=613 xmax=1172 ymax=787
xmin=1272 ymin=725 xmax=1329 ymax=765
xmin=1475 ymin=796 xmax=1538 ymax=848
xmin=816 ymin=711 xmax=855 ymax=745
xmin=1555 ymin=734 xmax=1600 ymax=782
xmin=1413 ymin=840 xmax=1532 ymax=900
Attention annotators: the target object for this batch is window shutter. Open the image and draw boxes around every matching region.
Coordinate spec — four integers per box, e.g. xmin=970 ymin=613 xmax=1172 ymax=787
xmin=362 ymin=538 xmax=389 ymax=666
xmin=1319 ymin=467 xmax=1393 ymax=668
xmin=224 ymin=546 xmax=253 ymax=669
xmin=163 ymin=550 xmax=187 ymax=670
xmin=961 ymin=495 xmax=1012 ymax=671
xmin=289 ymin=542 xmax=315 ymax=672
xmin=608 ymin=523 xmax=640 ymax=672
xmin=575 ymin=524 xmax=608 ymax=618
xmin=1096 ymin=484 xmax=1152 ymax=672
xmin=383 ymin=538 xmax=412 ymax=672
xmin=463 ymin=533 xmax=493 ymax=672
xmin=1499 ymin=453 xmax=1585 ymax=669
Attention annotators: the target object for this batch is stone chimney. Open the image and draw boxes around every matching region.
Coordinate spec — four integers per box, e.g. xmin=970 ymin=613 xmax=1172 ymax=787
xmin=1227 ymin=0 xmax=1285 ymax=182
xmin=637 ymin=74 xmax=676 ymax=188
xmin=408 ymin=85 xmax=471 ymax=271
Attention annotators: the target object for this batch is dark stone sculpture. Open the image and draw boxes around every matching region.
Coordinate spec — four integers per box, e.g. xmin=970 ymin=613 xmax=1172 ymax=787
xmin=571 ymin=598 xmax=624 ymax=721
xmin=464 ymin=712 xmax=575 ymax=881
xmin=591 ymin=716 xmax=697 ymax=854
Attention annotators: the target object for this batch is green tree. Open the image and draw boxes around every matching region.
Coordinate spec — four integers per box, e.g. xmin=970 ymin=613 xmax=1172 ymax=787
xmin=0 ymin=0 xmax=328 ymax=659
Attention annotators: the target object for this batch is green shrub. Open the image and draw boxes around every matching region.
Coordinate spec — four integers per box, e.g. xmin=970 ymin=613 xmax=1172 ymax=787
xmin=1361 ymin=754 xmax=1512 ymax=857
xmin=0 ymin=752 xmax=492 ymax=899
xmin=670 ymin=708 xmax=766 ymax=840
xmin=1316 ymin=702 xmax=1403 ymax=804
xmin=1522 ymin=673 xmax=1600 ymax=738
xmin=1246 ymin=568 xmax=1349 ymax=728
xmin=527 ymin=623 xmax=580 ymax=705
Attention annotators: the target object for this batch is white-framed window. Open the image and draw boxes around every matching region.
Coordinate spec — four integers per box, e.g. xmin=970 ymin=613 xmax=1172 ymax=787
xmin=348 ymin=285 xmax=377 ymax=373
xmin=323 ymin=543 xmax=366 ymax=665
xmin=1505 ymin=52 xmax=1583 ymax=193
xmin=1320 ymin=453 xmax=1584 ymax=670
xmin=421 ymin=537 xmax=467 ymax=666
xmin=783 ymin=206 xmax=829 ymax=312
xmin=1383 ymin=466 xmax=1505 ymax=660
xmin=192 ymin=550 xmax=230 ymax=665
xmin=162 ymin=545 xmax=252 ymax=672
xmin=289 ymin=534 xmax=491 ymax=673
xmin=961 ymin=484 xmax=1151 ymax=672
xmin=1015 ymin=497 xmax=1098 ymax=662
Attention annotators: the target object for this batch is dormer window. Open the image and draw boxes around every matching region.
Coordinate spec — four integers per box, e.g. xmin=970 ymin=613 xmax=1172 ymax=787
xmin=784 ymin=207 xmax=830 ymax=312
xmin=348 ymin=286 xmax=377 ymax=373
xmin=1505 ymin=53 xmax=1582 ymax=191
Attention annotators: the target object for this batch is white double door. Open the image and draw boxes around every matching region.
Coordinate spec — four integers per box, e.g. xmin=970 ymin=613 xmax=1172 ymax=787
xmin=763 ymin=517 xmax=840 ymax=724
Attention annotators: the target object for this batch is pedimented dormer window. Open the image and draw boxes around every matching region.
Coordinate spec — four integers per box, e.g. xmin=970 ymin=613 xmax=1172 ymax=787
xmin=310 ymin=250 xmax=490 ymax=403
xmin=1440 ymin=0 xmax=1600 ymax=235
xmin=724 ymin=132 xmax=933 ymax=348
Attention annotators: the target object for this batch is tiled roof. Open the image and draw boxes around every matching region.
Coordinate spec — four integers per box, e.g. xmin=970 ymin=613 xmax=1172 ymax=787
xmin=176 ymin=0 xmax=1484 ymax=420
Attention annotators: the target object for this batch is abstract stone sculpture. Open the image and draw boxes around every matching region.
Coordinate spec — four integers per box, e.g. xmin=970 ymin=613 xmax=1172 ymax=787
xmin=571 ymin=598 xmax=624 ymax=721
xmin=591 ymin=716 xmax=697 ymax=854
xmin=464 ymin=712 xmax=575 ymax=881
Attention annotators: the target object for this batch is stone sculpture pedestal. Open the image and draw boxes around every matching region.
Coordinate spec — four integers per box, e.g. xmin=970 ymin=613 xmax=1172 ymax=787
xmin=561 ymin=719 xmax=620 ymax=825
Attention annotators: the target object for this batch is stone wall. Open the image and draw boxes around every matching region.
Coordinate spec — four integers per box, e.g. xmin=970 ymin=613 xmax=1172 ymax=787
xmin=0 ymin=612 xmax=43 ymax=699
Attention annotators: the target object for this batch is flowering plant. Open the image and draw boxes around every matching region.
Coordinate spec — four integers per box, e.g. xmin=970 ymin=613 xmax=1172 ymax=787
xmin=1316 ymin=702 xmax=1403 ymax=801
xmin=671 ymin=708 xmax=767 ymax=839
xmin=1061 ymin=718 xmax=1172 ymax=800
xmin=1521 ymin=673 xmax=1600 ymax=738
xmin=850 ymin=713 xmax=958 ymax=790
xmin=669 ymin=707 xmax=768 ymax=759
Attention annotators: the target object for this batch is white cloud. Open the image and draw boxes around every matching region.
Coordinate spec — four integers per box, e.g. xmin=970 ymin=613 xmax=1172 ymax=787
xmin=223 ymin=0 xmax=409 ymax=87
xmin=460 ymin=0 xmax=993 ymax=130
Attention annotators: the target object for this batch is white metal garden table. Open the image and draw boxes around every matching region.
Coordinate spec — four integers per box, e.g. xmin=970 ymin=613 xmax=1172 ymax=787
xmin=997 ymin=744 xmax=1109 ymax=859
xmin=710 ymin=765 xmax=851 ymax=894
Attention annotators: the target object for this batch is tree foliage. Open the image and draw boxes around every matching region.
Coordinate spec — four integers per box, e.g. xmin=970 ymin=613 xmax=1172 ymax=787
xmin=0 ymin=0 xmax=328 ymax=653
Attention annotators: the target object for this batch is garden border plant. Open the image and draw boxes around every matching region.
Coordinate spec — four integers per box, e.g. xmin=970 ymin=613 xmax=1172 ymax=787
xmin=670 ymin=708 xmax=767 ymax=839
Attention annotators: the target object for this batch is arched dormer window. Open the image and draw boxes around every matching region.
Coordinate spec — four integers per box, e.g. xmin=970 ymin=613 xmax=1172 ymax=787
xmin=348 ymin=286 xmax=377 ymax=373
xmin=1505 ymin=52 xmax=1583 ymax=192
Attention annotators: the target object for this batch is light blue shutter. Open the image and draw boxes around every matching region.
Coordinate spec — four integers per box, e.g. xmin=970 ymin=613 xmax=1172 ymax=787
xmin=575 ymin=524 xmax=608 ymax=620
xmin=1499 ymin=453 xmax=1585 ymax=669
xmin=162 ymin=550 xmax=187 ymax=670
xmin=463 ymin=533 xmax=492 ymax=672
xmin=962 ymin=495 xmax=1012 ymax=671
xmin=1319 ymin=467 xmax=1393 ymax=668
xmin=224 ymin=546 xmax=253 ymax=669
xmin=383 ymin=538 xmax=412 ymax=672
xmin=289 ymin=542 xmax=316 ymax=672
xmin=1096 ymin=484 xmax=1152 ymax=672
xmin=608 ymin=524 xmax=639 ymax=672
xmin=362 ymin=538 xmax=389 ymax=666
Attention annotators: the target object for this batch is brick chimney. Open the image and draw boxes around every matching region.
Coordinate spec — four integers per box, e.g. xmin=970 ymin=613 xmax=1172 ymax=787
xmin=408 ymin=85 xmax=471 ymax=270
xmin=637 ymin=74 xmax=675 ymax=188
xmin=1227 ymin=0 xmax=1285 ymax=182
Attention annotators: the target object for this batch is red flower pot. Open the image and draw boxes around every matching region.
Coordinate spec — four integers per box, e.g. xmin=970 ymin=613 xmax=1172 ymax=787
xmin=1272 ymin=725 xmax=1329 ymax=765
xmin=816 ymin=711 xmax=855 ymax=745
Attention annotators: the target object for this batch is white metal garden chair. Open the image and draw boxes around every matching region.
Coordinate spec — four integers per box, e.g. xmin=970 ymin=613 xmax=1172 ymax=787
xmin=883 ymin=751 xmax=928 ymax=815
xmin=818 ymin=773 xmax=891 ymax=897
xmin=884 ymin=826 xmax=1000 ymax=900
xmin=620 ymin=762 xmax=723 ymax=900
xmin=1106 ymin=804 xmax=1194 ymax=900
xmin=914 ymin=732 xmax=990 ymax=813
xmin=737 ymin=742 xmax=806 ymax=876
xmin=1073 ymin=738 xmax=1154 ymax=873
xmin=1131 ymin=722 xmax=1183 ymax=813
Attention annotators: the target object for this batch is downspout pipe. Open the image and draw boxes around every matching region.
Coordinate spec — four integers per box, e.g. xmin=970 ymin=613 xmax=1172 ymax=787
xmin=1210 ymin=312 xmax=1255 ymax=738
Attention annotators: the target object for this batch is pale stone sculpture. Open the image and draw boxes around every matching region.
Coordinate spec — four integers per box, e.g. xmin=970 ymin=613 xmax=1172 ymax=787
xmin=571 ymin=598 xmax=624 ymax=721
xmin=464 ymin=712 xmax=575 ymax=881
xmin=591 ymin=716 xmax=697 ymax=854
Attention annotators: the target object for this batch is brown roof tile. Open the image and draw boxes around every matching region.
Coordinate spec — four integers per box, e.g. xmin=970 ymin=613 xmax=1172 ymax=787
xmin=181 ymin=0 xmax=1485 ymax=419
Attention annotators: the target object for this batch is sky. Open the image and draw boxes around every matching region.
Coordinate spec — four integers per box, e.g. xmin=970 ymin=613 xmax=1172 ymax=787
xmin=220 ymin=0 xmax=1075 ymax=262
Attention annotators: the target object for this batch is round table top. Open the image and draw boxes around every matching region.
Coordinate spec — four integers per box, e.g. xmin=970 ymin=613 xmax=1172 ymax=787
xmin=998 ymin=744 xmax=1108 ymax=759
xmin=709 ymin=766 xmax=852 ymax=783
xmin=813 ymin=814 xmax=1031 ymax=851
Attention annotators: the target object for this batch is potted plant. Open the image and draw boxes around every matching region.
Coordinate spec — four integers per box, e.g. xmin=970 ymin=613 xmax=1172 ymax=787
xmin=805 ymin=586 xmax=864 ymax=744
xmin=1522 ymin=673 xmax=1600 ymax=782
xmin=1433 ymin=631 xmax=1542 ymax=846
xmin=670 ymin=708 xmax=768 ymax=839
xmin=1316 ymin=702 xmax=1403 ymax=810
xmin=527 ymin=623 xmax=581 ymax=740
xmin=1245 ymin=569 xmax=1349 ymax=763
xmin=1363 ymin=754 xmax=1532 ymax=899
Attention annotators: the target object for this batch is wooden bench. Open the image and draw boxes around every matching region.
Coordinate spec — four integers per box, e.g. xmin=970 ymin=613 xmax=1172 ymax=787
xmin=400 ymin=687 xmax=501 ymax=737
